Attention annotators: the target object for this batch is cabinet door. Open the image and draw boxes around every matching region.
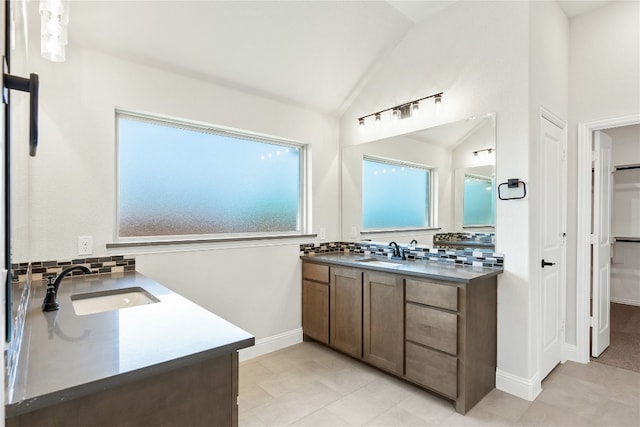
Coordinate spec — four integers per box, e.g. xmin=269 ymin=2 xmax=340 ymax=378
xmin=302 ymin=279 xmax=329 ymax=344
xmin=330 ymin=266 xmax=362 ymax=358
xmin=363 ymin=271 xmax=404 ymax=374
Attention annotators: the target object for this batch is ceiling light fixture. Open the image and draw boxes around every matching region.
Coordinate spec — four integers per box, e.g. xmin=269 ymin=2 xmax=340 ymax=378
xmin=39 ymin=0 xmax=70 ymax=62
xmin=357 ymin=92 xmax=443 ymax=127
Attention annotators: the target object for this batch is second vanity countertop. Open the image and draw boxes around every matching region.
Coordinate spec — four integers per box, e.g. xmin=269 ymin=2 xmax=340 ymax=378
xmin=6 ymin=271 xmax=255 ymax=418
xmin=301 ymin=253 xmax=502 ymax=283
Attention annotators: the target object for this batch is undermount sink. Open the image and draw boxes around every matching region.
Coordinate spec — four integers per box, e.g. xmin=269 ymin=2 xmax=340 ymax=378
xmin=71 ymin=287 xmax=160 ymax=315
xmin=354 ymin=258 xmax=402 ymax=268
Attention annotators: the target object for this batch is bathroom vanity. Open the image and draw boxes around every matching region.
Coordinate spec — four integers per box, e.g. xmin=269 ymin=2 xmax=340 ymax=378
xmin=5 ymin=272 xmax=254 ymax=426
xmin=301 ymin=253 xmax=500 ymax=414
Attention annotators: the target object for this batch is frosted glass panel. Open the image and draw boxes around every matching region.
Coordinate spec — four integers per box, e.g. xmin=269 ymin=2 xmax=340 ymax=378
xmin=463 ymin=175 xmax=495 ymax=225
xmin=362 ymin=158 xmax=430 ymax=229
xmin=118 ymin=116 xmax=301 ymax=237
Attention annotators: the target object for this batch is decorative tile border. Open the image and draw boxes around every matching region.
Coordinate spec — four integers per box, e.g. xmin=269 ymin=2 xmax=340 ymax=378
xmin=300 ymin=241 xmax=504 ymax=269
xmin=433 ymin=232 xmax=495 ymax=243
xmin=11 ymin=256 xmax=136 ymax=283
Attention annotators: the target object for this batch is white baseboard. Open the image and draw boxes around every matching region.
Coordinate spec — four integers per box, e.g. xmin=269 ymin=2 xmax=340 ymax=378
xmin=238 ymin=328 xmax=303 ymax=362
xmin=564 ymin=343 xmax=581 ymax=363
xmin=611 ymin=297 xmax=640 ymax=306
xmin=496 ymin=369 xmax=541 ymax=401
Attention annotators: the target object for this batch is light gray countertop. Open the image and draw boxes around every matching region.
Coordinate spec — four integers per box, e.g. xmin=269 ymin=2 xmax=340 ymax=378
xmin=6 ymin=272 xmax=254 ymax=418
xmin=301 ymin=253 xmax=502 ymax=283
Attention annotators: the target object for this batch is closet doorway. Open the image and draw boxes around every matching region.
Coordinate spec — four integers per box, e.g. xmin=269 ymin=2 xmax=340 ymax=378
xmin=576 ymin=114 xmax=640 ymax=367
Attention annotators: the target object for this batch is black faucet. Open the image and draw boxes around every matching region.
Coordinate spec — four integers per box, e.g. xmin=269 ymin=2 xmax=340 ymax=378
xmin=388 ymin=241 xmax=402 ymax=259
xmin=42 ymin=265 xmax=91 ymax=312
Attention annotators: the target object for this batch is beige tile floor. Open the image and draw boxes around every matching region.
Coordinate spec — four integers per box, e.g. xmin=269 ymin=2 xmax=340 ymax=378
xmin=239 ymin=342 xmax=640 ymax=426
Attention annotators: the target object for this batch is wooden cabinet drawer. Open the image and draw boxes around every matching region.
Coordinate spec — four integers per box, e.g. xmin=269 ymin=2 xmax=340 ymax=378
xmin=406 ymin=278 xmax=458 ymax=311
xmin=406 ymin=303 xmax=457 ymax=355
xmin=405 ymin=341 xmax=457 ymax=398
xmin=302 ymin=262 xmax=329 ymax=283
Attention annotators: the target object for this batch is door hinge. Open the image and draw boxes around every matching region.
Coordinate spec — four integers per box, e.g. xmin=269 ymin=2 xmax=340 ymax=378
xmin=589 ymin=316 xmax=596 ymax=327
xmin=590 ymin=234 xmax=598 ymax=244
xmin=592 ymin=150 xmax=599 ymax=163
xmin=560 ymin=320 xmax=566 ymax=333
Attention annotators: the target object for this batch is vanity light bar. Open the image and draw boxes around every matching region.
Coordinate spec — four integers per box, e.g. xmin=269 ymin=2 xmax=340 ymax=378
xmin=473 ymin=148 xmax=494 ymax=156
xmin=358 ymin=92 xmax=443 ymax=127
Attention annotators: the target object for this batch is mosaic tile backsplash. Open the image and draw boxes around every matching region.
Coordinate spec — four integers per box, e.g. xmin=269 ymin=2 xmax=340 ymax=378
xmin=300 ymin=241 xmax=504 ymax=269
xmin=11 ymin=256 xmax=136 ymax=283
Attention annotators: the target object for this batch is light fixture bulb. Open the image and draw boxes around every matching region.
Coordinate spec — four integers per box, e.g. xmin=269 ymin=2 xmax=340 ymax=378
xmin=488 ymin=148 xmax=493 ymax=154
xmin=39 ymin=0 xmax=70 ymax=62
xmin=392 ymin=109 xmax=399 ymax=120
xmin=435 ymin=94 xmax=442 ymax=104
xmin=411 ymin=102 xmax=419 ymax=114
xmin=375 ymin=113 xmax=381 ymax=127
xmin=473 ymin=151 xmax=478 ymax=157
xmin=358 ymin=118 xmax=365 ymax=127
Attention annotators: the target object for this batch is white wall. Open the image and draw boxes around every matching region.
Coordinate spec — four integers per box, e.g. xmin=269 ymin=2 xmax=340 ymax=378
xmin=528 ymin=0 xmax=569 ymax=379
xmin=10 ymin=44 xmax=341 ymax=348
xmin=340 ymin=0 xmax=543 ymax=396
xmin=566 ymin=0 xmax=640 ymax=345
xmin=609 ymin=124 xmax=640 ymax=167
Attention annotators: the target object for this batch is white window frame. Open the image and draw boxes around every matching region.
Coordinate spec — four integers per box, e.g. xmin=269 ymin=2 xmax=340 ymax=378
xmin=361 ymin=155 xmax=436 ymax=232
xmin=113 ymin=109 xmax=310 ymax=245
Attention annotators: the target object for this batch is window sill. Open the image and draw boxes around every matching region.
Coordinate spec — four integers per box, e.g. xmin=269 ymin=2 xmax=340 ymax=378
xmin=107 ymin=233 xmax=318 ymax=249
xmin=361 ymin=227 xmax=442 ymax=235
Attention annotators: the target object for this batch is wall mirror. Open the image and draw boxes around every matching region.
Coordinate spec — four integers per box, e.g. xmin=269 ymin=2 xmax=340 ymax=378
xmin=341 ymin=113 xmax=496 ymax=243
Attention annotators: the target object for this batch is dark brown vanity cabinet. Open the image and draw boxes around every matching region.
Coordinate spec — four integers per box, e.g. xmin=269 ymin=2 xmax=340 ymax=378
xmin=404 ymin=276 xmax=497 ymax=414
xmin=301 ymin=259 xmax=497 ymax=415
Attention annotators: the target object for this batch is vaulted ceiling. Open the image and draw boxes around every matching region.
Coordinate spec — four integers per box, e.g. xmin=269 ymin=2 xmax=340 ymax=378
xmin=23 ymin=1 xmax=615 ymax=116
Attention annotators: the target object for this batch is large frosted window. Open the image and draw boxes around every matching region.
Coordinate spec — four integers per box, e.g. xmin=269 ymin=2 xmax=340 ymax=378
xmin=462 ymin=174 xmax=495 ymax=226
xmin=117 ymin=113 xmax=303 ymax=238
xmin=362 ymin=157 xmax=431 ymax=229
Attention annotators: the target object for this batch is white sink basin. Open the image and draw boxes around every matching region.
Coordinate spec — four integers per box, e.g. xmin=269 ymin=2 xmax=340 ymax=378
xmin=71 ymin=287 xmax=159 ymax=315
xmin=355 ymin=258 xmax=402 ymax=268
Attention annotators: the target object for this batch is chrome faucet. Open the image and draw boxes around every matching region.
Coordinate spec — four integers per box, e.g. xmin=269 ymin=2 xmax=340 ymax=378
xmin=42 ymin=265 xmax=91 ymax=312
xmin=388 ymin=241 xmax=402 ymax=259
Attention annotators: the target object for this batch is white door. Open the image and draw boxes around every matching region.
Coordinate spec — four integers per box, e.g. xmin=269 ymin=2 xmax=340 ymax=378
xmin=540 ymin=115 xmax=566 ymax=380
xmin=592 ymin=130 xmax=613 ymax=357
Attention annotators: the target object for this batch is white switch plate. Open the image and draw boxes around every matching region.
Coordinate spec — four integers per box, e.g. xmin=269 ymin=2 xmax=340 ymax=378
xmin=351 ymin=226 xmax=357 ymax=238
xmin=319 ymin=228 xmax=326 ymax=240
xmin=78 ymin=236 xmax=93 ymax=256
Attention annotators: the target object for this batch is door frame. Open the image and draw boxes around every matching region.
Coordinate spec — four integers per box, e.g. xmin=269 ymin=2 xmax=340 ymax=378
xmin=538 ymin=107 xmax=568 ymax=380
xmin=575 ymin=113 xmax=640 ymax=363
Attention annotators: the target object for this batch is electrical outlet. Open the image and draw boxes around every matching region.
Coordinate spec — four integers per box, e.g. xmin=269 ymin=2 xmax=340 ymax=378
xmin=78 ymin=236 xmax=93 ymax=256
xmin=319 ymin=228 xmax=326 ymax=240
xmin=351 ymin=226 xmax=357 ymax=238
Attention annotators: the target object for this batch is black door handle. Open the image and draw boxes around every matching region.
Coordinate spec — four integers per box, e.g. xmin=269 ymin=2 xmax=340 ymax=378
xmin=541 ymin=259 xmax=556 ymax=268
